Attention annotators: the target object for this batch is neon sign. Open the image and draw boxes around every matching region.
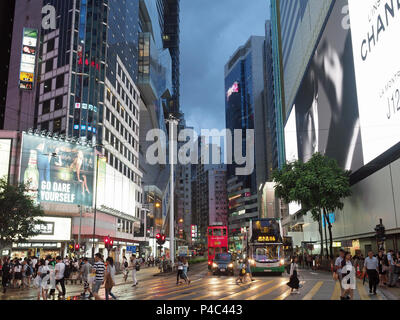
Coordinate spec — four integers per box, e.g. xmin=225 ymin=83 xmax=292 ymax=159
xmin=226 ymin=81 xmax=239 ymax=100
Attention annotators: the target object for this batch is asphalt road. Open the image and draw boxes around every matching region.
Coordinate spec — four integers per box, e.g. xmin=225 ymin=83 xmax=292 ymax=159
xmin=0 ymin=263 xmax=394 ymax=300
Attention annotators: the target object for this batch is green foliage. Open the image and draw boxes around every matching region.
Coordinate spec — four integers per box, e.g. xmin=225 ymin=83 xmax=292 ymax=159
xmin=273 ymin=153 xmax=352 ymax=258
xmin=0 ymin=178 xmax=46 ymax=248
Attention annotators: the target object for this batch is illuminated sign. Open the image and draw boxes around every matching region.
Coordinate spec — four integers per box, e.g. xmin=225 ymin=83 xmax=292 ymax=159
xmin=19 ymin=28 xmax=38 ymax=90
xmin=0 ymin=139 xmax=12 ymax=180
xmin=333 ymin=242 xmax=342 ymax=248
xmin=257 ymin=236 xmax=276 ymax=243
xmin=33 ymin=222 xmax=54 ymax=235
xmin=226 ymin=81 xmax=240 ymax=100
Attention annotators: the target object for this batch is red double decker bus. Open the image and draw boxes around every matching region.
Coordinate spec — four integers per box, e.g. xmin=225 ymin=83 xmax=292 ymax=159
xmin=207 ymin=225 xmax=228 ymax=269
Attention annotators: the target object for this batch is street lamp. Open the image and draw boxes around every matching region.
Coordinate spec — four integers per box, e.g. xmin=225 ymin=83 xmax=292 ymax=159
xmin=92 ymin=144 xmax=104 ymax=259
xmin=165 ymin=114 xmax=179 ymax=267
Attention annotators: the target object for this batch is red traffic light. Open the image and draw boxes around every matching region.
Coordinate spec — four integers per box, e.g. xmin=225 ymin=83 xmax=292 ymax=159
xmin=75 ymin=244 xmax=80 ymax=251
xmin=161 ymin=235 xmax=166 ymax=241
xmin=105 ymin=237 xmax=109 ymax=244
xmin=156 ymin=233 xmax=161 ymax=239
xmin=109 ymin=239 xmax=114 ymax=246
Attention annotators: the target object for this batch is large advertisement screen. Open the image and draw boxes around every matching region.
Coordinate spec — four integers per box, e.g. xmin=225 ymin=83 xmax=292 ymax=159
xmin=0 ymin=139 xmax=12 ymax=180
xmin=20 ymin=133 xmax=95 ymax=206
xmin=288 ymin=0 xmax=364 ymax=172
xmin=19 ymin=28 xmax=38 ymax=90
xmin=348 ymin=0 xmax=400 ymax=165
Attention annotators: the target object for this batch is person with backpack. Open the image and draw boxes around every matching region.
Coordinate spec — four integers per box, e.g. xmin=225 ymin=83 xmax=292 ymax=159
xmin=13 ymin=258 xmax=22 ymax=289
xmin=22 ymin=258 xmax=33 ymax=289
xmin=122 ymin=256 xmax=129 ymax=282
xmin=236 ymin=259 xmax=247 ymax=284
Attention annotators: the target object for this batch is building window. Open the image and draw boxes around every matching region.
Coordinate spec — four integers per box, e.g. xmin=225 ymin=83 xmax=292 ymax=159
xmin=44 ymin=79 xmax=52 ymax=93
xmin=42 ymin=100 xmax=51 ymax=114
xmin=56 ymin=74 xmax=64 ymax=89
xmin=53 ymin=118 xmax=62 ymax=133
xmin=45 ymin=59 xmax=53 ymax=73
xmin=47 ymin=38 xmax=55 ymax=52
xmin=54 ymin=95 xmax=63 ymax=110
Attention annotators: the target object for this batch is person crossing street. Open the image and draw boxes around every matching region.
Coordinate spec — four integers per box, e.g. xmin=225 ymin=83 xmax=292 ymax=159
xmin=364 ymin=251 xmax=379 ymax=295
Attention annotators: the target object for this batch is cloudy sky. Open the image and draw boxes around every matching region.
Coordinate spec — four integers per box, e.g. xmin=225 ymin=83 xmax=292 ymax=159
xmin=180 ymin=0 xmax=270 ymax=134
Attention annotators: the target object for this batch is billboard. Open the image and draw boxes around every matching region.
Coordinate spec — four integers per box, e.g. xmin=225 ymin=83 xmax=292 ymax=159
xmin=289 ymin=0 xmax=364 ymax=172
xmin=20 ymin=133 xmax=95 ymax=206
xmin=348 ymin=0 xmax=400 ymax=165
xmin=0 ymin=139 xmax=12 ymax=180
xmin=19 ymin=28 xmax=38 ymax=90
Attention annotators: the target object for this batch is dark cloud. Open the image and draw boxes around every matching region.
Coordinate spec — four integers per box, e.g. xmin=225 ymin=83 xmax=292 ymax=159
xmin=180 ymin=0 xmax=270 ymax=133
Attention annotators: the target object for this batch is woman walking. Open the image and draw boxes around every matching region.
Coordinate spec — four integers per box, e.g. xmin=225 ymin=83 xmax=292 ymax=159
xmin=176 ymin=257 xmax=187 ymax=285
xmin=377 ymin=251 xmax=387 ymax=287
xmin=287 ymin=256 xmax=300 ymax=294
xmin=105 ymin=257 xmax=117 ymax=300
xmin=341 ymin=252 xmax=356 ymax=300
xmin=36 ymin=259 xmax=50 ymax=300
xmin=182 ymin=257 xmax=191 ymax=285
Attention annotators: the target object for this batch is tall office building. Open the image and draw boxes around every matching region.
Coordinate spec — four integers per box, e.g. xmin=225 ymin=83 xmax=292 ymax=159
xmin=224 ymin=36 xmax=266 ymax=251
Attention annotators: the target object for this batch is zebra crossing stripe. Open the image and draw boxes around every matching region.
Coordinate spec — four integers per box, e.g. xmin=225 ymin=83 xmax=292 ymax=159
xmin=245 ymin=281 xmax=286 ymax=300
xmin=302 ymin=281 xmax=324 ymax=300
xmin=331 ymin=281 xmax=341 ymax=300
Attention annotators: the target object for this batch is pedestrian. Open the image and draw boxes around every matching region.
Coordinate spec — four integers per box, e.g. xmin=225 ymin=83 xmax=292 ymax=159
xmin=131 ymin=254 xmax=138 ymax=287
xmin=105 ymin=257 xmax=117 ymax=300
xmin=92 ymin=253 xmax=105 ymax=300
xmin=182 ymin=257 xmax=191 ymax=285
xmin=334 ymin=249 xmax=346 ymax=299
xmin=37 ymin=259 xmax=50 ymax=300
xmin=55 ymin=256 xmax=66 ymax=299
xmin=377 ymin=250 xmax=387 ymax=287
xmin=47 ymin=256 xmax=57 ymax=300
xmin=176 ymin=257 xmax=187 ymax=285
xmin=245 ymin=257 xmax=255 ymax=282
xmin=341 ymin=252 xmax=356 ymax=300
xmin=287 ymin=256 xmax=300 ymax=294
xmin=80 ymin=257 xmax=93 ymax=299
xmin=387 ymin=249 xmax=397 ymax=287
xmin=1 ymin=257 xmax=11 ymax=293
xmin=122 ymin=256 xmax=129 ymax=282
xmin=13 ymin=259 xmax=22 ymax=289
xmin=363 ymin=250 xmax=379 ymax=295
xmin=392 ymin=251 xmax=400 ymax=288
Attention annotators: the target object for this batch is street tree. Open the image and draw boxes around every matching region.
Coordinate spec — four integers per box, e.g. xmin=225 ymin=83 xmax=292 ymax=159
xmin=0 ymin=178 xmax=45 ymax=251
xmin=273 ymin=153 xmax=351 ymax=259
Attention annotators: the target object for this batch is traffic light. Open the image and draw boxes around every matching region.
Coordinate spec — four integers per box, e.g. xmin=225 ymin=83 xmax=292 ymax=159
xmin=68 ymin=241 xmax=75 ymax=253
xmin=156 ymin=233 xmax=162 ymax=245
xmin=104 ymin=236 xmax=113 ymax=250
xmin=74 ymin=243 xmax=80 ymax=252
xmin=160 ymin=234 xmax=166 ymax=245
xmin=375 ymin=223 xmax=386 ymax=242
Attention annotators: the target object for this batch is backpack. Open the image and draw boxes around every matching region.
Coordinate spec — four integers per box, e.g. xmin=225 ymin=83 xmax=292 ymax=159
xmin=26 ymin=265 xmax=33 ymax=276
xmin=135 ymin=263 xmax=140 ymax=271
xmin=64 ymin=264 xmax=71 ymax=278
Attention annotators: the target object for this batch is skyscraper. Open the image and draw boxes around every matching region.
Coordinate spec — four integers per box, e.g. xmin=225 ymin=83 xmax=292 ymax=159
xmin=224 ymin=36 xmax=266 ymax=251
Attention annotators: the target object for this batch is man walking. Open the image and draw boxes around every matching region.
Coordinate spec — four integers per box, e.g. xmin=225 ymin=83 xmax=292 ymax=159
xmin=92 ymin=253 xmax=105 ymax=300
xmin=334 ymin=249 xmax=346 ymax=300
xmin=131 ymin=255 xmax=138 ymax=287
xmin=364 ymin=251 xmax=379 ymax=295
xmin=80 ymin=258 xmax=93 ymax=299
xmin=55 ymin=256 xmax=66 ymax=299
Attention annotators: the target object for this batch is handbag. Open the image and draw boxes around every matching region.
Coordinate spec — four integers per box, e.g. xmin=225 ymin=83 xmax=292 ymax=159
xmin=135 ymin=263 xmax=140 ymax=271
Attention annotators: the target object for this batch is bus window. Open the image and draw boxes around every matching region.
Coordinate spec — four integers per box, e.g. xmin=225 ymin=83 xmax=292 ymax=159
xmin=208 ymin=247 xmax=214 ymax=256
xmin=213 ymin=229 xmax=222 ymax=236
xmin=222 ymin=247 xmax=227 ymax=253
xmin=215 ymin=247 xmax=222 ymax=254
xmin=223 ymin=229 xmax=227 ymax=236
xmin=208 ymin=229 xmax=212 ymax=236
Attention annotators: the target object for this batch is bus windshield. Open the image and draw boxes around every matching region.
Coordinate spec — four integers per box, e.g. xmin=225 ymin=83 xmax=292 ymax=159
xmin=253 ymin=245 xmax=281 ymax=262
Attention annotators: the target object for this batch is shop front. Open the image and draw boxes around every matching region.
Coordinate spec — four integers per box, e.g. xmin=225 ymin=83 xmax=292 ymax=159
xmin=11 ymin=242 xmax=64 ymax=259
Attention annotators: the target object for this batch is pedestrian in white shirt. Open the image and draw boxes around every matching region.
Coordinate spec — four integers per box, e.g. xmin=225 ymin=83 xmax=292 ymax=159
xmin=55 ymin=256 xmax=66 ymax=298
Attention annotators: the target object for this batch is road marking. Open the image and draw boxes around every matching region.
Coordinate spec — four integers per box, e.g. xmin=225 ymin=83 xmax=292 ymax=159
xmin=302 ymin=281 xmax=323 ymax=300
xmin=219 ymin=280 xmax=274 ymax=300
xmin=274 ymin=289 xmax=292 ymax=300
xmin=356 ymin=279 xmax=371 ymax=300
xmin=245 ymin=281 xmax=286 ymax=300
xmin=331 ymin=281 xmax=341 ymax=300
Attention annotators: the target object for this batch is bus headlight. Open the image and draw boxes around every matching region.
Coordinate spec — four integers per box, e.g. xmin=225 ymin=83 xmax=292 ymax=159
xmin=249 ymin=259 xmax=255 ymax=265
xmin=228 ymin=263 xmax=233 ymax=268
xmin=280 ymin=259 xmax=285 ymax=265
xmin=212 ymin=263 xmax=218 ymax=268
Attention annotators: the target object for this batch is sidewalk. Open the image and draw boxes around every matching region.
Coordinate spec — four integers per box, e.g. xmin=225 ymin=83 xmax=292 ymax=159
xmin=0 ymin=266 xmax=159 ymax=300
xmin=299 ymin=267 xmax=400 ymax=300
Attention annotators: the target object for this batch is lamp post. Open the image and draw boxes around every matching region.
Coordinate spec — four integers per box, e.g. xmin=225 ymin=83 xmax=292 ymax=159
xmin=91 ymin=146 xmax=104 ymax=259
xmin=166 ymin=115 xmax=179 ymax=267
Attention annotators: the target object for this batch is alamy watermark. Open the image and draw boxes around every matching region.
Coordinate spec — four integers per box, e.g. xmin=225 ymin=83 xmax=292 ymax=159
xmin=146 ymin=128 xmax=255 ymax=176
xmin=42 ymin=5 xmax=56 ymax=30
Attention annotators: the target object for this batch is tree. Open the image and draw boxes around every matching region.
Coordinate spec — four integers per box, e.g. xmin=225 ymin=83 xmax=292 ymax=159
xmin=273 ymin=153 xmax=351 ymax=259
xmin=0 ymin=178 xmax=46 ymax=251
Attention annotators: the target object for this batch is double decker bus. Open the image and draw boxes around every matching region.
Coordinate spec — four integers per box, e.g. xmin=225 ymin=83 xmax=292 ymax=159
xmin=207 ymin=225 xmax=228 ymax=269
xmin=245 ymin=219 xmax=285 ymax=275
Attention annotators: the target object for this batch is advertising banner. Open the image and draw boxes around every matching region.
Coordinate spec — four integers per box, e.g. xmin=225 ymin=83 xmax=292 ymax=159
xmin=349 ymin=0 xmax=400 ymax=165
xmin=0 ymin=139 xmax=12 ymax=180
xmin=290 ymin=0 xmax=364 ymax=172
xmin=19 ymin=28 xmax=38 ymax=90
xmin=20 ymin=133 xmax=95 ymax=206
